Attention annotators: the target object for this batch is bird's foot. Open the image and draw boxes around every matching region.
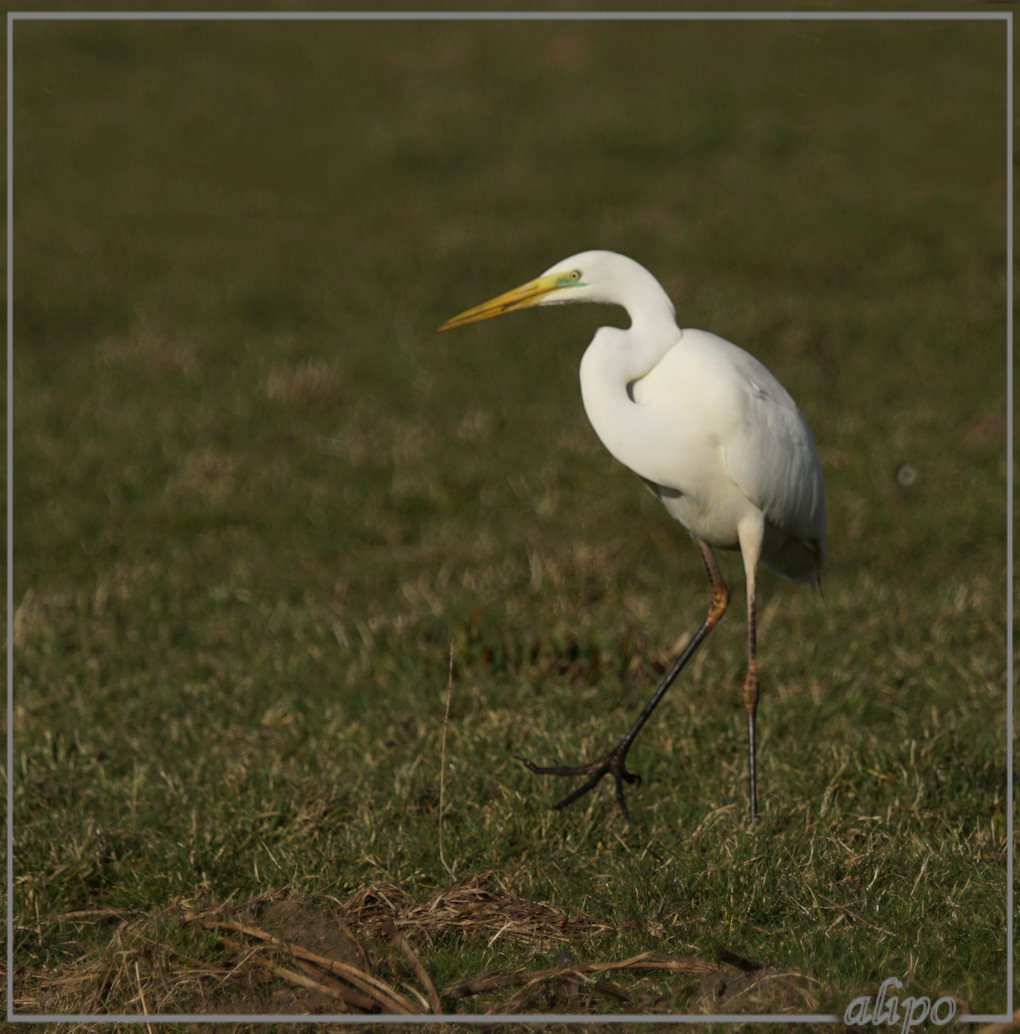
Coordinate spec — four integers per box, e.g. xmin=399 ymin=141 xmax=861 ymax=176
xmin=515 ymin=745 xmax=641 ymax=817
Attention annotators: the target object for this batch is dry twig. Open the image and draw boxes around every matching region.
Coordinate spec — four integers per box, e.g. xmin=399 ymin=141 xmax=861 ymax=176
xmin=200 ymin=917 xmax=415 ymax=1014
xmin=389 ymin=921 xmax=442 ymax=1014
xmin=217 ymin=933 xmax=354 ymax=1008
xmin=443 ymin=949 xmax=729 ymax=1000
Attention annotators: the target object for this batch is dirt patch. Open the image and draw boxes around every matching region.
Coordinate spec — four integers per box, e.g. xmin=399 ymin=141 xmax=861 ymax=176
xmin=257 ymin=899 xmax=366 ymax=969
xmin=688 ymin=962 xmax=822 ymax=1015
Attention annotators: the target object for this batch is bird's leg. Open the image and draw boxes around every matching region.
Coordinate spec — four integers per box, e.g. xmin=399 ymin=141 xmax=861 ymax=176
xmin=740 ymin=620 xmax=757 ymax=823
xmin=518 ymin=539 xmax=729 ymax=816
xmin=738 ymin=529 xmax=761 ymax=824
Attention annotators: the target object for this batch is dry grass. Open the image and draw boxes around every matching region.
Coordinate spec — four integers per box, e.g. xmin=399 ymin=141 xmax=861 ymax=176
xmin=339 ymin=871 xmax=614 ymax=947
xmin=17 ymin=873 xmax=824 ymax=1021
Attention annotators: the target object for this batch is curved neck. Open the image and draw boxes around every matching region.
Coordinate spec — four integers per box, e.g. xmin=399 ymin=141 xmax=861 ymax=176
xmin=601 ymin=264 xmax=677 ymax=350
xmin=611 ymin=281 xmax=680 ymax=382
xmin=625 ymin=304 xmax=680 ymax=376
xmin=626 ymin=284 xmax=676 ymax=335
xmin=578 ymin=314 xmax=680 ymax=486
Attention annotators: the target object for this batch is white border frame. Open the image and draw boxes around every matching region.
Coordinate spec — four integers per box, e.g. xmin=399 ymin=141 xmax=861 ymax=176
xmin=5 ymin=10 xmax=1009 ymax=1025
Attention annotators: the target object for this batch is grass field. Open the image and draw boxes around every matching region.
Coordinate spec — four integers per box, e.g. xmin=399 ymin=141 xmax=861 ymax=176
xmin=9 ymin=13 xmax=1010 ymax=1027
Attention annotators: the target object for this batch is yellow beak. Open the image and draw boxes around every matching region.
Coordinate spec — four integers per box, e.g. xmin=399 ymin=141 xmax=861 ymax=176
xmin=437 ymin=272 xmax=563 ymax=332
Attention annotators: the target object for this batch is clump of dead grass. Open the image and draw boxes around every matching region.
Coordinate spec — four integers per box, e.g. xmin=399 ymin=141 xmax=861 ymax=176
xmin=339 ymin=869 xmax=614 ymax=947
xmin=13 ymin=871 xmax=821 ymax=1020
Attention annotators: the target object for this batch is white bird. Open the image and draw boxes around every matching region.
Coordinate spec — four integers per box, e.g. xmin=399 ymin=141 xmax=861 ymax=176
xmin=438 ymin=250 xmax=825 ymax=821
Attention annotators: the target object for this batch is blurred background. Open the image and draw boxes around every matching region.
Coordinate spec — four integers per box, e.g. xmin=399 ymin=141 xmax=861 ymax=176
xmin=11 ymin=13 xmax=1008 ymax=1016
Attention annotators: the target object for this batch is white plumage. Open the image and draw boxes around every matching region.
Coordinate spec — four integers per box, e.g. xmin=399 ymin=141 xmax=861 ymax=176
xmin=440 ymin=250 xmax=826 ymax=820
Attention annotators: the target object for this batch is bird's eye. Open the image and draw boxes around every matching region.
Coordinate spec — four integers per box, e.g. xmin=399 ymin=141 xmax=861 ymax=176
xmin=555 ymin=269 xmax=584 ymax=289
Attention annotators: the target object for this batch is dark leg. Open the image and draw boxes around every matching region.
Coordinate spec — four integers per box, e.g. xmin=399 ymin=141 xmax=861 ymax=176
xmin=735 ymin=520 xmax=762 ymax=824
xmin=740 ymin=570 xmax=757 ymax=818
xmin=742 ymin=569 xmax=759 ymax=823
xmin=518 ymin=539 xmax=729 ymax=817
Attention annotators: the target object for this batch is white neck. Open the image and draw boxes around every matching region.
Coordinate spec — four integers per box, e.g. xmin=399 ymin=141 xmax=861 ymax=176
xmin=578 ymin=297 xmax=680 ymax=483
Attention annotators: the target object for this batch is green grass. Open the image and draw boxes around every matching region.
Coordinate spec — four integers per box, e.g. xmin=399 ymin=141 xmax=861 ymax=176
xmin=10 ymin=14 xmax=1009 ymax=1025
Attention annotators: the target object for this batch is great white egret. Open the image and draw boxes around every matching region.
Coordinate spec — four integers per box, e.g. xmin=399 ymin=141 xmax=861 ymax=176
xmin=438 ymin=250 xmax=825 ymax=821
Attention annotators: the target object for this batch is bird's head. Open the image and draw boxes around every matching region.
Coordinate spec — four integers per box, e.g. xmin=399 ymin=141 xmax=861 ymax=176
xmin=437 ymin=250 xmax=667 ymax=331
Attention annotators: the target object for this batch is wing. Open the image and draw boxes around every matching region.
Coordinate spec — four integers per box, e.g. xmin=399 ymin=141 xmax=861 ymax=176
xmin=632 ymin=329 xmax=826 ymax=575
xmin=716 ymin=347 xmax=827 ymax=574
